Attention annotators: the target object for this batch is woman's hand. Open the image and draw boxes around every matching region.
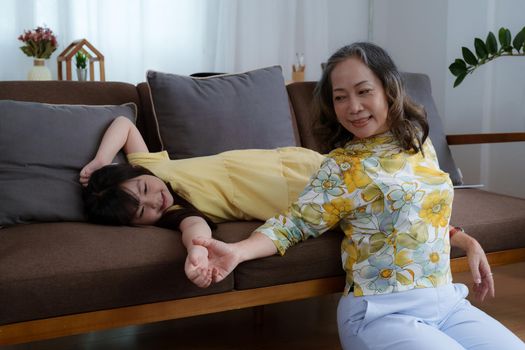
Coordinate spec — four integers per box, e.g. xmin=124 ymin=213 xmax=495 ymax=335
xmin=185 ymin=245 xmax=212 ymax=288
xmin=79 ymin=158 xmax=108 ymax=186
xmin=192 ymin=237 xmax=240 ymax=283
xmin=465 ymin=237 xmax=495 ymax=302
xmin=451 ymin=228 xmax=495 ymax=302
xmin=193 ymin=232 xmax=278 ymax=284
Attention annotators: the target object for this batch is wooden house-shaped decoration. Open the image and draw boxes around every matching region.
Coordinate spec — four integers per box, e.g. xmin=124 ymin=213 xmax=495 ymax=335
xmin=57 ymin=39 xmax=105 ymax=81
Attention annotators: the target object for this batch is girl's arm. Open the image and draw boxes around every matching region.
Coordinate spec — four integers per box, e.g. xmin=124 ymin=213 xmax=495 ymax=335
xmin=450 ymin=226 xmax=495 ymax=302
xmin=80 ymin=116 xmax=147 ymax=186
xmin=192 ymin=231 xmax=277 ymax=284
xmin=179 ymin=216 xmax=215 ymax=288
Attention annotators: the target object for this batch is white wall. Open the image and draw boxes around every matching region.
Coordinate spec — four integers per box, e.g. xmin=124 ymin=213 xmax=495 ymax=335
xmin=372 ymin=0 xmax=525 ymax=198
xmin=1 ymin=0 xmax=369 ymax=84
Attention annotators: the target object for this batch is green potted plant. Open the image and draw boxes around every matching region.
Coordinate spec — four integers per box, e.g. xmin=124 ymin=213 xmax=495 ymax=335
xmin=75 ymin=51 xmax=88 ymax=81
xmin=449 ymin=26 xmax=525 ymax=87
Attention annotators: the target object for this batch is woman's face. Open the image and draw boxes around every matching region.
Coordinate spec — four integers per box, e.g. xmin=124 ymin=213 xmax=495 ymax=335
xmin=330 ymin=57 xmax=389 ymax=139
xmin=121 ymin=175 xmax=174 ymax=225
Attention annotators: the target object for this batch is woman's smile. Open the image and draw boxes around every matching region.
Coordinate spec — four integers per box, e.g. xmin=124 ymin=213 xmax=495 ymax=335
xmin=350 ymin=116 xmax=372 ymax=128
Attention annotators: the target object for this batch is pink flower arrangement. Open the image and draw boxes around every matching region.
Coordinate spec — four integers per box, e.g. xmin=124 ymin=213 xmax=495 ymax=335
xmin=18 ymin=26 xmax=58 ymax=59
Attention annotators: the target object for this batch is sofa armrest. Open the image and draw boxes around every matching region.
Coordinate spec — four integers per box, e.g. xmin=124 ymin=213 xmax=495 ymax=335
xmin=446 ymin=132 xmax=525 ymax=145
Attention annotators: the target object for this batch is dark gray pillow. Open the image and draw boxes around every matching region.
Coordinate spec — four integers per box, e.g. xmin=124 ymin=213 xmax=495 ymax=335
xmin=0 ymin=100 xmax=136 ymax=226
xmin=146 ymin=66 xmax=297 ymax=159
xmin=402 ymin=73 xmax=463 ymax=185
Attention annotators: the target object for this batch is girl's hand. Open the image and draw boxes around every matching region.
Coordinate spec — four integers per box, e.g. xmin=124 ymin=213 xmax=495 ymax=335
xmin=185 ymin=245 xmax=212 ymax=288
xmin=79 ymin=116 xmax=148 ymax=187
xmin=465 ymin=238 xmax=495 ymax=302
xmin=192 ymin=237 xmax=240 ymax=283
xmin=79 ymin=158 xmax=108 ymax=186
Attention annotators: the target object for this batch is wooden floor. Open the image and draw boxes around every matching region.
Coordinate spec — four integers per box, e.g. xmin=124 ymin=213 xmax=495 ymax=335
xmin=4 ymin=262 xmax=525 ymax=350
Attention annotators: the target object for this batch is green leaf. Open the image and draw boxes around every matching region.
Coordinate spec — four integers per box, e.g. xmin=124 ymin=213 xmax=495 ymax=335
xmin=462 ymin=47 xmax=478 ymax=65
xmin=397 ymin=233 xmax=419 ymax=249
xmin=20 ymin=46 xmax=33 ymax=57
xmin=410 ymin=222 xmax=429 ymax=243
xmin=474 ymin=38 xmax=488 ymax=59
xmin=486 ymin=31 xmax=498 ymax=54
xmin=498 ymin=27 xmax=507 ymax=45
xmin=449 ymin=59 xmax=467 ymax=76
xmin=300 ymin=203 xmax=322 ymax=225
xmin=395 ymin=250 xmax=413 ymax=267
xmin=499 ymin=27 xmax=512 ymax=51
xmin=523 ymin=28 xmax=525 ymax=51
xmin=369 ymin=233 xmax=385 ymax=253
xmin=513 ymin=27 xmax=525 ymax=52
xmin=505 ymin=29 xmax=513 ymax=52
xmin=453 ymin=72 xmax=467 ymax=88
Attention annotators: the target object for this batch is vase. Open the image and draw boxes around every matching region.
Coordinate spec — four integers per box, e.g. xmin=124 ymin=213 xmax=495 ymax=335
xmin=27 ymin=58 xmax=52 ymax=80
xmin=76 ymin=67 xmax=88 ymax=81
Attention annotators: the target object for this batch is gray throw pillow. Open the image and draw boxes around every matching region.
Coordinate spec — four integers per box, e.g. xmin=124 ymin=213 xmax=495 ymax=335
xmin=402 ymin=73 xmax=463 ymax=185
xmin=0 ymin=100 xmax=137 ymax=226
xmin=146 ymin=66 xmax=297 ymax=159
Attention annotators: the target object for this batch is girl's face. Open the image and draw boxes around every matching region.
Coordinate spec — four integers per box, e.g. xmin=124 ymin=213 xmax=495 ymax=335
xmin=331 ymin=57 xmax=390 ymax=139
xmin=121 ymin=175 xmax=174 ymax=225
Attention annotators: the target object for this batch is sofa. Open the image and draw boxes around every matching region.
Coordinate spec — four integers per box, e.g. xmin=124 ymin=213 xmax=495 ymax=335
xmin=1 ymin=69 xmax=524 ymax=346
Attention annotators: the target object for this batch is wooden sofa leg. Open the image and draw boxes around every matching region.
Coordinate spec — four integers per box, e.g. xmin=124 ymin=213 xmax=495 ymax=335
xmin=253 ymin=305 xmax=265 ymax=327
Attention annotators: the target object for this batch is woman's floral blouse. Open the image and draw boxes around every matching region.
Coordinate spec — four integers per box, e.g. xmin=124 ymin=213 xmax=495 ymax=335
xmin=256 ymin=132 xmax=454 ymax=296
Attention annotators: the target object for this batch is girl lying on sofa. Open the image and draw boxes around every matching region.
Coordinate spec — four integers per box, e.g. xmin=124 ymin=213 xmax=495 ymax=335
xmin=79 ymin=115 xmax=325 ymax=288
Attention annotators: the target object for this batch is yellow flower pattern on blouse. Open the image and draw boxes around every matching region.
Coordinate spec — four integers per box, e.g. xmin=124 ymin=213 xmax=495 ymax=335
xmin=257 ymin=132 xmax=454 ymax=296
xmin=419 ymin=190 xmax=452 ymax=228
xmin=322 ymin=197 xmax=355 ymax=228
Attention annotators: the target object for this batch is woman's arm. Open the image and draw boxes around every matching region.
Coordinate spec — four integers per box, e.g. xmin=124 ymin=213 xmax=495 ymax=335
xmin=80 ymin=116 xmax=147 ymax=186
xmin=193 ymin=157 xmax=372 ymax=285
xmin=450 ymin=226 xmax=495 ymax=302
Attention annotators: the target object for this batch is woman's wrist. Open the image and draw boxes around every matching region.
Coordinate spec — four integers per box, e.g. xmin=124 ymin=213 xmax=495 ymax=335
xmin=450 ymin=228 xmax=477 ymax=251
xmin=232 ymin=231 xmax=277 ymax=264
xmin=449 ymin=225 xmax=463 ymax=239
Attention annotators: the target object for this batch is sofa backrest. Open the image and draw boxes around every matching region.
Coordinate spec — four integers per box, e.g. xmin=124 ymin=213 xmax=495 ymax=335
xmin=0 ymin=81 xmax=167 ymax=154
xmin=0 ymin=81 xmax=141 ymax=108
xmin=0 ymin=74 xmax=462 ymax=185
xmin=0 ymin=81 xmax=141 ymax=131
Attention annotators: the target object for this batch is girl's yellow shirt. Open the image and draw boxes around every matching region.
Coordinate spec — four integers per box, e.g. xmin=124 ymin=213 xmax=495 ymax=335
xmin=127 ymin=147 xmax=325 ymax=223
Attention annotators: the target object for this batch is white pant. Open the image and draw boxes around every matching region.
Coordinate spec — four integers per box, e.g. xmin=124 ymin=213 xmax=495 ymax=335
xmin=337 ymin=283 xmax=525 ymax=350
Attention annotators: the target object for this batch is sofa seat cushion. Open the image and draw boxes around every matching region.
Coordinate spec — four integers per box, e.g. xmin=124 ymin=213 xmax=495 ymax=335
xmin=0 ymin=223 xmax=233 ymax=325
xmin=213 ymin=221 xmax=345 ymax=290
xmin=450 ymin=189 xmax=525 ymax=258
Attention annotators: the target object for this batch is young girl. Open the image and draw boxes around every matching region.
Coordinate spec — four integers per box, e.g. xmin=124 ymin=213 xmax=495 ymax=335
xmin=79 ymin=116 xmax=324 ymax=288
xmin=191 ymin=42 xmax=525 ymax=349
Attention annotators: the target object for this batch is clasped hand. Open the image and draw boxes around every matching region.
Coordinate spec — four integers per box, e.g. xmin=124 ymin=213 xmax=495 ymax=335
xmin=185 ymin=238 xmax=239 ymax=288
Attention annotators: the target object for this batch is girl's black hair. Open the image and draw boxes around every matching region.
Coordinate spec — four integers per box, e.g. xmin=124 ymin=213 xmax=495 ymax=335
xmin=83 ymin=163 xmax=154 ymax=225
xmin=313 ymin=42 xmax=429 ymax=154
